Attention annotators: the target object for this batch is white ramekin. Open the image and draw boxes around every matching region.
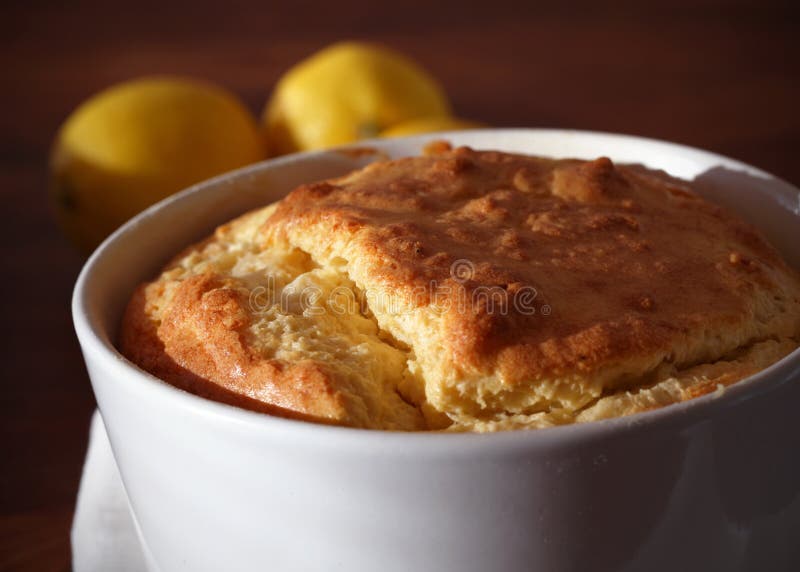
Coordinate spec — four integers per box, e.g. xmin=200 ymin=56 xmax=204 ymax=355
xmin=73 ymin=129 xmax=800 ymax=572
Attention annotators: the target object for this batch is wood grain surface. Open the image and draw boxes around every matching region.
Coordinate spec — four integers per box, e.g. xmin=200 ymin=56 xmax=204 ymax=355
xmin=1 ymin=0 xmax=798 ymax=569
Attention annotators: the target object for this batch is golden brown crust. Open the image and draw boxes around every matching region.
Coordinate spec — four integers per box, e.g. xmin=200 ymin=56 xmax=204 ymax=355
xmin=121 ymin=274 xmax=351 ymax=424
xmin=119 ymin=204 xmax=426 ymax=429
xmin=266 ymin=147 xmax=800 ymax=422
xmin=120 ymin=146 xmax=800 ymax=431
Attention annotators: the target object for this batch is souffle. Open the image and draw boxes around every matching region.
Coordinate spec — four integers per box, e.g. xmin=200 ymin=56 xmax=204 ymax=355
xmin=120 ymin=144 xmax=800 ymax=431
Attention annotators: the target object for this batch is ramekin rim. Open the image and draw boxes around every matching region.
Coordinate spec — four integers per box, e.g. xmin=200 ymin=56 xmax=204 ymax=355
xmin=72 ymin=127 xmax=800 ymax=449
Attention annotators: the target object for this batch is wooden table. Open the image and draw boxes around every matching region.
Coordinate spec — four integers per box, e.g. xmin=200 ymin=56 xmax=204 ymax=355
xmin=1 ymin=1 xmax=797 ymax=569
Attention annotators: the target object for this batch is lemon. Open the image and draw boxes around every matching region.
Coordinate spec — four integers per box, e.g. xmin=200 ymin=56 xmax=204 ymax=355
xmin=380 ymin=116 xmax=484 ymax=138
xmin=264 ymin=42 xmax=451 ymax=154
xmin=50 ymin=76 xmax=265 ymax=253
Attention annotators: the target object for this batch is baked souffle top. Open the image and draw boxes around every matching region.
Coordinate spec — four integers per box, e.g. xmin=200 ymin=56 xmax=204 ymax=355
xmin=120 ymin=144 xmax=800 ymax=431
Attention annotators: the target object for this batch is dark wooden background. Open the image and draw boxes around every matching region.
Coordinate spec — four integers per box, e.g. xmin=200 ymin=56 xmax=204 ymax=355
xmin=1 ymin=0 xmax=798 ymax=569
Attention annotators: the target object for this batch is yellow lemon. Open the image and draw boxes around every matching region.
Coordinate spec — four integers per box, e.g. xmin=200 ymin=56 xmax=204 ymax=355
xmin=50 ymin=76 xmax=265 ymax=253
xmin=380 ymin=116 xmax=484 ymax=138
xmin=264 ymin=42 xmax=451 ymax=154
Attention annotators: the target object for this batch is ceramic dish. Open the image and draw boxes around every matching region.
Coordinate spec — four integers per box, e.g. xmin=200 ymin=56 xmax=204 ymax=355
xmin=73 ymin=129 xmax=800 ymax=572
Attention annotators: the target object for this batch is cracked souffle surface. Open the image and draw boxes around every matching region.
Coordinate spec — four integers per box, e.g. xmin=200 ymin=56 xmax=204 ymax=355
xmin=119 ymin=144 xmax=800 ymax=431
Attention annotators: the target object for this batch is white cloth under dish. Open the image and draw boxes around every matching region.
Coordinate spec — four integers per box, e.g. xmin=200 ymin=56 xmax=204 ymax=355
xmin=72 ymin=410 xmax=148 ymax=572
